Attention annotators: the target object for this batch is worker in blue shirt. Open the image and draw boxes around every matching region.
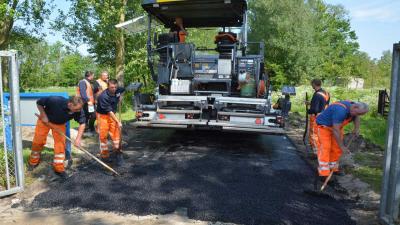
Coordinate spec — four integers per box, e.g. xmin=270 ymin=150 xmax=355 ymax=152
xmin=76 ymin=71 xmax=96 ymax=134
xmin=28 ymin=96 xmax=86 ymax=180
xmin=316 ymin=101 xmax=368 ymax=178
xmin=96 ymin=79 xmax=125 ymax=165
xmin=306 ymin=79 xmax=330 ymax=156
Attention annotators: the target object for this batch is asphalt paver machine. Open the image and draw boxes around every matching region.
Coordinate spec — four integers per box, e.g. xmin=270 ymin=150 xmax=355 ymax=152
xmin=125 ymin=0 xmax=294 ymax=134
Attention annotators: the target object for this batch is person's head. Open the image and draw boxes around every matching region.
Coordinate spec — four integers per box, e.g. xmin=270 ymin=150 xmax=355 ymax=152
xmin=107 ymin=79 xmax=118 ymax=95
xmin=175 ymin=17 xmax=183 ymax=26
xmin=85 ymin=71 xmax=94 ymax=81
xmin=67 ymin=96 xmax=84 ymax=112
xmin=311 ymin=79 xmax=322 ymax=90
xmin=350 ymin=102 xmax=369 ymax=116
xmin=100 ymin=71 xmax=109 ymax=81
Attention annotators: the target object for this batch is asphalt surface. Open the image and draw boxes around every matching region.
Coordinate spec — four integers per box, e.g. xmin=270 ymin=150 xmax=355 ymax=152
xmin=31 ymin=128 xmax=356 ymax=225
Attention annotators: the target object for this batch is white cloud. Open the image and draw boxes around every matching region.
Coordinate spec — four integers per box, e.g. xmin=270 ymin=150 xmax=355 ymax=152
xmin=350 ymin=1 xmax=400 ymax=22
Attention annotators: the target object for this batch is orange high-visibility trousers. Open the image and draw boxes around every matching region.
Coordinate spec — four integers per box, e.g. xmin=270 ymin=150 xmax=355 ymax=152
xmin=97 ymin=113 xmax=121 ymax=159
xmin=28 ymin=119 xmax=66 ymax=173
xmin=308 ymin=115 xmax=319 ymax=154
xmin=316 ymin=126 xmax=344 ymax=176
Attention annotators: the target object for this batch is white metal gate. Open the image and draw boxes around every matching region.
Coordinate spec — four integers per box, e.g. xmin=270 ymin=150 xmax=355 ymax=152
xmin=0 ymin=50 xmax=24 ymax=197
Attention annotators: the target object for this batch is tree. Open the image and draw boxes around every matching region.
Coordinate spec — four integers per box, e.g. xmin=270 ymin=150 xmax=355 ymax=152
xmin=0 ymin=0 xmax=52 ymax=87
xmin=248 ymin=0 xmax=315 ymax=85
xmin=53 ymin=0 xmax=142 ymax=85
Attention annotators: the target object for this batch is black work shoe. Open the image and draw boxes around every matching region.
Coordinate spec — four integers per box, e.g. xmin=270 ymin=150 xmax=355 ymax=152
xmin=54 ymin=171 xmax=69 ymax=181
xmin=101 ymin=157 xmax=113 ymax=164
xmin=115 ymin=153 xmax=124 ymax=167
xmin=334 ymin=171 xmax=346 ymax=176
xmin=27 ymin=164 xmax=38 ymax=172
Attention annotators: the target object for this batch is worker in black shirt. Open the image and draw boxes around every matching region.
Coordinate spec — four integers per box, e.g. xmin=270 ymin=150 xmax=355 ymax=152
xmin=170 ymin=17 xmax=187 ymax=43
xmin=28 ymin=96 xmax=86 ymax=179
xmin=96 ymin=79 xmax=125 ymax=164
xmin=307 ymin=79 xmax=330 ymax=156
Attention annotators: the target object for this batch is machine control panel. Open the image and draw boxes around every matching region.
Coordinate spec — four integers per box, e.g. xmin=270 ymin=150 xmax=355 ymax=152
xmin=238 ymin=58 xmax=256 ymax=77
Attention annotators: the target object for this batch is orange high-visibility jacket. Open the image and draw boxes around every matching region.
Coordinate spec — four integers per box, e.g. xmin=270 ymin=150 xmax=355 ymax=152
xmin=76 ymin=79 xmax=94 ymax=104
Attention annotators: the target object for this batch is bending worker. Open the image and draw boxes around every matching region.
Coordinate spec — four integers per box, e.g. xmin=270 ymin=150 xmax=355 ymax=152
xmin=307 ymin=79 xmax=330 ymax=156
xmin=316 ymin=101 xmax=369 ymax=178
xmin=96 ymin=79 xmax=125 ymax=164
xmin=28 ymin=96 xmax=86 ymax=180
xmin=77 ymin=71 xmax=96 ymax=134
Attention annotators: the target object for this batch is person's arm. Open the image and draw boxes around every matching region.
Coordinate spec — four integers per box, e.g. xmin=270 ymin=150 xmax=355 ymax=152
xmin=332 ymin=124 xmax=348 ymax=152
xmin=109 ymin=111 xmax=122 ymax=128
xmin=36 ymin=98 xmax=49 ymax=123
xmin=307 ymin=94 xmax=319 ymax=114
xmin=353 ymin=116 xmax=360 ymax=137
xmin=79 ymin=81 xmax=89 ymax=103
xmin=73 ymin=109 xmax=87 ymax=147
xmin=74 ymin=124 xmax=86 ymax=147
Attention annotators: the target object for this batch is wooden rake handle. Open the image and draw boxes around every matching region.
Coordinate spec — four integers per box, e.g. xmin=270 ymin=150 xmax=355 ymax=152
xmin=35 ymin=114 xmax=120 ymax=176
xmin=320 ymin=134 xmax=356 ymax=191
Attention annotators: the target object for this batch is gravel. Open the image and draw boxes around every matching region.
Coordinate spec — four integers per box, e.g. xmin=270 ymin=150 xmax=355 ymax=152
xmin=31 ymin=129 xmax=355 ymax=225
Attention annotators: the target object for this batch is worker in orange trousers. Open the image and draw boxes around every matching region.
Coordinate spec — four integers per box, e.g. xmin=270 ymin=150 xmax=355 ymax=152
xmin=306 ymin=79 xmax=330 ymax=156
xmin=28 ymin=96 xmax=86 ymax=180
xmin=96 ymin=79 xmax=125 ymax=165
xmin=316 ymin=101 xmax=369 ymax=178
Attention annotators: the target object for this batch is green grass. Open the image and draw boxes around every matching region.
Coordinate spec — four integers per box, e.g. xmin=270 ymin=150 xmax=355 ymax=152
xmin=352 ymin=166 xmax=382 ymax=193
xmin=291 ymin=85 xmax=386 ymax=148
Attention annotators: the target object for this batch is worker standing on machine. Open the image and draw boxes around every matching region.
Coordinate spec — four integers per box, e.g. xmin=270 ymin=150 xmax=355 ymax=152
xmin=170 ymin=17 xmax=188 ymax=43
xmin=28 ymin=96 xmax=86 ymax=180
xmin=306 ymin=79 xmax=330 ymax=156
xmin=316 ymin=101 xmax=368 ymax=179
xmin=96 ymin=79 xmax=125 ymax=165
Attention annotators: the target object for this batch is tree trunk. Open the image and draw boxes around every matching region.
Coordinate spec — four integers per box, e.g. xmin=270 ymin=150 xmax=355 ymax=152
xmin=115 ymin=0 xmax=128 ymax=86
xmin=0 ymin=17 xmax=14 ymax=89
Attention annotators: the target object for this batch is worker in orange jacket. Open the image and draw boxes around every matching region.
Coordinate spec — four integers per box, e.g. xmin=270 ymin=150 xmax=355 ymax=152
xmin=77 ymin=71 xmax=96 ymax=134
xmin=316 ymin=101 xmax=369 ymax=178
xmin=306 ymin=79 xmax=330 ymax=156
xmin=28 ymin=96 xmax=86 ymax=180
xmin=96 ymin=79 xmax=125 ymax=165
xmin=93 ymin=71 xmax=109 ymax=100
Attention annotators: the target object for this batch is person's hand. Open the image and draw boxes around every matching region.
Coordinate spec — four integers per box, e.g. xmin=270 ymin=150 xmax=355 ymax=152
xmin=341 ymin=145 xmax=351 ymax=154
xmin=40 ymin=114 xmax=49 ymax=123
xmin=118 ymin=121 xmax=123 ymax=128
xmin=74 ymin=138 xmax=81 ymax=148
xmin=352 ymin=129 xmax=360 ymax=137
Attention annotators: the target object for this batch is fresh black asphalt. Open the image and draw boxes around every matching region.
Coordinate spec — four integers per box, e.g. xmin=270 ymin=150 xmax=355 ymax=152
xmin=31 ymin=128 xmax=355 ymax=225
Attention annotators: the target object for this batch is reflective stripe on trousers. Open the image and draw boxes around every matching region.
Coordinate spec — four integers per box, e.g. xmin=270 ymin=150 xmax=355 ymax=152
xmin=97 ymin=113 xmax=121 ymax=159
xmin=28 ymin=119 xmax=66 ymax=173
xmin=316 ymin=126 xmax=343 ymax=176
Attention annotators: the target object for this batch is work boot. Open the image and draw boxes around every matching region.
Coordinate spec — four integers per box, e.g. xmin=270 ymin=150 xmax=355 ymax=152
xmin=115 ymin=153 xmax=124 ymax=167
xmin=101 ymin=157 xmax=112 ymax=164
xmin=52 ymin=171 xmax=69 ymax=182
xmin=27 ymin=163 xmax=38 ymax=172
xmin=334 ymin=170 xmax=346 ymax=176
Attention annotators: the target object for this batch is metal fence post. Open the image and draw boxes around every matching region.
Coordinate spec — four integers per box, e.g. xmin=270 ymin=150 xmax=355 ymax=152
xmin=380 ymin=42 xmax=400 ymax=225
xmin=0 ymin=50 xmax=24 ymax=197
xmin=9 ymin=52 xmax=24 ymax=189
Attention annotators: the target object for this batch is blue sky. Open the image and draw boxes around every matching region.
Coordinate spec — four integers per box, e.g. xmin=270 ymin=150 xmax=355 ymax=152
xmin=325 ymin=0 xmax=400 ymax=59
xmin=38 ymin=1 xmax=399 ymax=59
